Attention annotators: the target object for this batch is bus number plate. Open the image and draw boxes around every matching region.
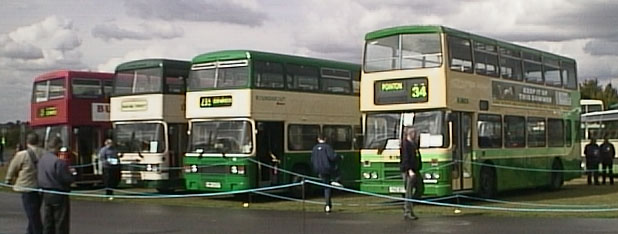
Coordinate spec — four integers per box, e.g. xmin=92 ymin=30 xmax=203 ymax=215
xmin=205 ymin=182 xmax=221 ymax=188
xmin=388 ymin=186 xmax=406 ymax=193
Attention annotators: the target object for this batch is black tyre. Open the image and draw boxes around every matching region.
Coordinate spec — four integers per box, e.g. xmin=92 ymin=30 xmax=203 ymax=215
xmin=156 ymin=188 xmax=175 ymax=194
xmin=478 ymin=165 xmax=497 ymax=198
xmin=548 ymin=159 xmax=564 ymax=190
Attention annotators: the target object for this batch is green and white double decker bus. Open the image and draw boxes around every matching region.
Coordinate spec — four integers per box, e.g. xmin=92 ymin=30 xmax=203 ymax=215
xmin=111 ymin=59 xmax=191 ymax=192
xmin=360 ymin=25 xmax=581 ymax=198
xmin=184 ymin=50 xmax=361 ymax=194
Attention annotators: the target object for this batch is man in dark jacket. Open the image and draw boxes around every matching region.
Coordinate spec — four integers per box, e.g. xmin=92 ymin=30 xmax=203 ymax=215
xmin=600 ymin=136 xmax=615 ymax=185
xmin=98 ymin=139 xmax=120 ymax=197
xmin=311 ymin=134 xmax=340 ymax=213
xmin=38 ymin=137 xmax=74 ymax=234
xmin=400 ymin=127 xmax=420 ymax=220
xmin=584 ymin=138 xmax=601 ymax=185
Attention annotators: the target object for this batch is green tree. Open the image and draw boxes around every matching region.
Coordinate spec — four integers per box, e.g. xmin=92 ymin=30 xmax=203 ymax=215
xmin=579 ymin=79 xmax=618 ymax=110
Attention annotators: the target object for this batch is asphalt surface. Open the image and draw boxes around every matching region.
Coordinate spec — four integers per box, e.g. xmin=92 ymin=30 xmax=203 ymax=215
xmin=1 ymin=191 xmax=617 ymax=234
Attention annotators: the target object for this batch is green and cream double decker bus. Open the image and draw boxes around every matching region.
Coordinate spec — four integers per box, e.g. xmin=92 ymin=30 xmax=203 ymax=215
xmin=360 ymin=25 xmax=581 ymax=198
xmin=111 ymin=59 xmax=191 ymax=192
xmin=184 ymin=50 xmax=361 ymax=194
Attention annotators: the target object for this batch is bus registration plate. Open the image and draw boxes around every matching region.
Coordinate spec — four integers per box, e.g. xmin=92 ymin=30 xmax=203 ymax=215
xmin=389 ymin=186 xmax=406 ymax=193
xmin=205 ymin=182 xmax=221 ymax=188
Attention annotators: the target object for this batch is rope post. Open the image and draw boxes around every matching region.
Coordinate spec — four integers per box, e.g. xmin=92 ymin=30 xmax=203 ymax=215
xmin=454 ymin=195 xmax=462 ymax=214
xmin=301 ymin=178 xmax=306 ymax=210
xmin=301 ymin=178 xmax=306 ymax=234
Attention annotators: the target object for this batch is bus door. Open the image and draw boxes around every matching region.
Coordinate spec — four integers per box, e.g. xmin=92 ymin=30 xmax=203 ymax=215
xmin=168 ymin=123 xmax=188 ymax=181
xmin=73 ymin=126 xmax=100 ymax=180
xmin=450 ymin=112 xmax=473 ymax=191
xmin=256 ymin=121 xmax=284 ymax=186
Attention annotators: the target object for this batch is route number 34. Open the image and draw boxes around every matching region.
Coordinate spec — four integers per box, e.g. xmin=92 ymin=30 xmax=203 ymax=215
xmin=410 ymin=84 xmax=427 ymax=98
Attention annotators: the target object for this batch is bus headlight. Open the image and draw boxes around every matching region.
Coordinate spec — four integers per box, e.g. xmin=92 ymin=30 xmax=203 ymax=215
xmin=146 ymin=164 xmax=152 ymax=171
xmin=230 ymin=166 xmax=246 ymax=175
xmin=151 ymin=165 xmax=159 ymax=172
xmin=370 ymin=172 xmax=378 ymax=179
xmin=362 ymin=172 xmax=371 ymax=179
xmin=424 ymin=173 xmax=432 ymax=180
xmin=432 ymin=173 xmax=440 ymax=179
xmin=191 ymin=165 xmax=198 ymax=173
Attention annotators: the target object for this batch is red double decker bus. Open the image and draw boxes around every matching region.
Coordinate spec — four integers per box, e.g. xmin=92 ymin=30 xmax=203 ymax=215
xmin=31 ymin=70 xmax=114 ymax=186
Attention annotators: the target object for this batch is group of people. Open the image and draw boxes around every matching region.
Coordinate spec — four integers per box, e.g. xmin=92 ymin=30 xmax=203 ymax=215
xmin=310 ymin=127 xmax=421 ymax=221
xmin=584 ymin=136 xmax=615 ymax=185
xmin=3 ymin=133 xmax=120 ymax=234
xmin=4 ymin=133 xmax=74 ymax=234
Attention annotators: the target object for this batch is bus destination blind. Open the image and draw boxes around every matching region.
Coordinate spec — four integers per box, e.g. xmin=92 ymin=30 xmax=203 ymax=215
xmin=374 ymin=77 xmax=428 ymax=104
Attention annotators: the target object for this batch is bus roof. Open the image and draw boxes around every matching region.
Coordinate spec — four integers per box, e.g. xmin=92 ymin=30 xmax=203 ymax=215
xmin=115 ymin=58 xmax=191 ymax=72
xmin=580 ymin=99 xmax=604 ymax=105
xmin=364 ymin=25 xmax=576 ymax=62
xmin=34 ymin=70 xmax=113 ymax=82
xmin=191 ymin=50 xmax=360 ymax=70
xmin=581 ymin=109 xmax=618 ymax=122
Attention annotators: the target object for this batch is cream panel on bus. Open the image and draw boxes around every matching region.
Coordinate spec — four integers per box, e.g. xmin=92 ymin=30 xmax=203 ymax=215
xmin=185 ymin=90 xmax=252 ymax=119
xmin=111 ymin=94 xmax=163 ymax=121
xmin=111 ymin=94 xmax=187 ymax=122
xmin=360 ymin=67 xmax=447 ymax=112
xmin=251 ymin=89 xmax=360 ymax=124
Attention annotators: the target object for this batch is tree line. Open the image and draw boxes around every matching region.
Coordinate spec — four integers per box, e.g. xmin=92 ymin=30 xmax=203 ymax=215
xmin=580 ymin=79 xmax=618 ymax=110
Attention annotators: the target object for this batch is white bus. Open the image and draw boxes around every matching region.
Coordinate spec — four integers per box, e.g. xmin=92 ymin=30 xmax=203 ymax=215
xmin=581 ymin=99 xmax=604 ymax=114
xmin=111 ymin=59 xmax=191 ymax=192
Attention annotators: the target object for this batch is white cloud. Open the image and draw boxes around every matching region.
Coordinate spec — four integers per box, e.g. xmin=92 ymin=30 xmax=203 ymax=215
xmin=124 ymin=0 xmax=268 ymax=26
xmin=92 ymin=22 xmax=184 ymax=41
xmin=0 ymin=35 xmax=44 ymax=60
xmin=0 ymin=16 xmax=85 ymax=71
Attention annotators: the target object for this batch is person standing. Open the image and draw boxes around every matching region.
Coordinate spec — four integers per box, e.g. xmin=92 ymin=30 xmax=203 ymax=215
xmin=311 ymin=134 xmax=340 ymax=213
xmin=600 ymin=136 xmax=615 ymax=185
xmin=400 ymin=127 xmax=420 ymax=220
xmin=4 ymin=133 xmax=45 ymax=234
xmin=584 ymin=138 xmax=601 ymax=185
xmin=0 ymin=140 xmax=5 ymax=166
xmin=98 ymin=139 xmax=120 ymax=197
xmin=38 ymin=137 xmax=74 ymax=234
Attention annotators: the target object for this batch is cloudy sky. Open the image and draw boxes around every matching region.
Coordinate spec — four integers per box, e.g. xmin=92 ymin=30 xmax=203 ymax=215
xmin=1 ymin=0 xmax=618 ymax=122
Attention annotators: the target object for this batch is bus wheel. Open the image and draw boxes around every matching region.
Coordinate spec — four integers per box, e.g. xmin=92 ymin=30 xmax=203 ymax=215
xmin=289 ymin=165 xmax=310 ymax=198
xmin=156 ymin=188 xmax=175 ymax=194
xmin=478 ymin=166 xmax=496 ymax=198
xmin=548 ymin=159 xmax=564 ymax=190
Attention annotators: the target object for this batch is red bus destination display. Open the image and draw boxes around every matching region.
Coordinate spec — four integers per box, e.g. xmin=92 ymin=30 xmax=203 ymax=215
xmin=374 ymin=77 xmax=428 ymax=104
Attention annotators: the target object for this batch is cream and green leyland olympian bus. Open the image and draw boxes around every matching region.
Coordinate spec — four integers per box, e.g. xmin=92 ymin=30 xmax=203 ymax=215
xmin=184 ymin=50 xmax=361 ymax=195
xmin=360 ymin=25 xmax=581 ymax=198
xmin=111 ymin=59 xmax=191 ymax=193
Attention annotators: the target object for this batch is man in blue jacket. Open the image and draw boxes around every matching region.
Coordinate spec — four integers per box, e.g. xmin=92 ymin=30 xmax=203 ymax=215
xmin=311 ymin=134 xmax=341 ymax=213
xmin=38 ymin=137 xmax=74 ymax=234
xmin=98 ymin=139 xmax=120 ymax=197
